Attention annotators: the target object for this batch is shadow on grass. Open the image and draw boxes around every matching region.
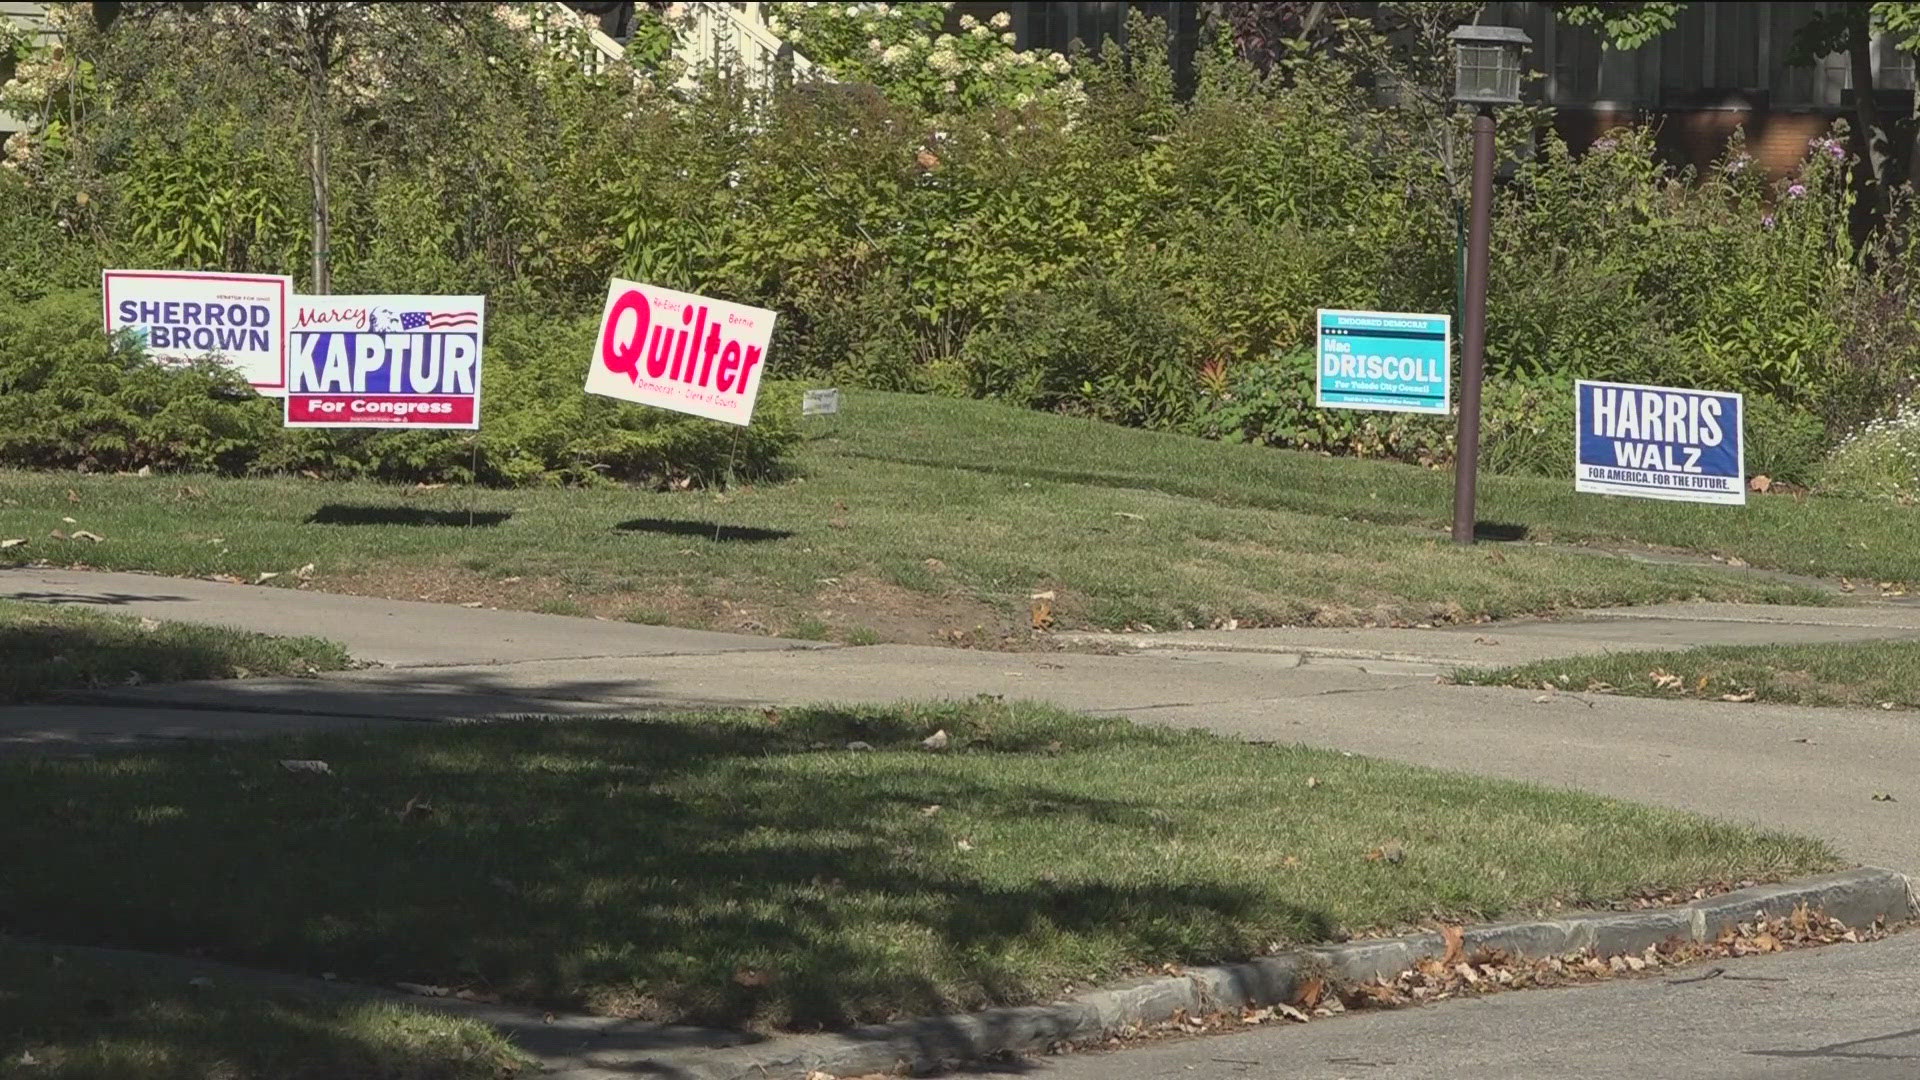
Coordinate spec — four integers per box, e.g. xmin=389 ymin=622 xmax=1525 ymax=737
xmin=0 ymin=942 xmax=523 ymax=1080
xmin=0 ymin=618 xmax=339 ymax=706
xmin=1474 ymin=521 xmax=1530 ymax=542
xmin=0 ymin=702 xmax=1322 ymax=1033
xmin=616 ymin=518 xmax=794 ymax=543
xmin=305 ymin=505 xmax=512 ymax=528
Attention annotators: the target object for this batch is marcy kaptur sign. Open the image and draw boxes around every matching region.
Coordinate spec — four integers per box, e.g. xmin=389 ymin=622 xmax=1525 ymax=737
xmin=284 ymin=295 xmax=485 ymax=429
xmin=1575 ymin=379 xmax=1745 ymax=506
xmin=586 ymin=279 xmax=776 ymax=426
xmin=1316 ymin=309 xmax=1451 ymax=416
xmin=103 ymin=270 xmax=293 ymax=394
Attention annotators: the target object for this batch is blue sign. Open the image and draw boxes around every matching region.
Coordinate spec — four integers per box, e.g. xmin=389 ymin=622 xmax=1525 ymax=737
xmin=1575 ymin=380 xmax=1745 ymax=505
xmin=1316 ymin=309 xmax=1451 ymax=415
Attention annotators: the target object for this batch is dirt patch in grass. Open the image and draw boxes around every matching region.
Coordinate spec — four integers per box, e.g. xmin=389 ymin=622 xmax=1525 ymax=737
xmin=322 ymin=560 xmax=1021 ymax=645
xmin=804 ymin=575 xmax=1023 ymax=645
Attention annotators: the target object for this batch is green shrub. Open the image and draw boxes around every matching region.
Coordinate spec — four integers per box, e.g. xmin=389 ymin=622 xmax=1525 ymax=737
xmin=1820 ymin=402 xmax=1920 ymax=502
xmin=0 ymin=292 xmax=797 ymax=487
xmin=1742 ymin=395 xmax=1829 ymax=487
xmin=0 ymin=291 xmax=283 ymax=474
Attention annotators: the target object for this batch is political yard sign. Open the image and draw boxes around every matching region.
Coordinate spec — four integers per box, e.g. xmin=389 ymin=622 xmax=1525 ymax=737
xmin=1576 ymin=380 xmax=1745 ymax=506
xmin=1316 ymin=309 xmax=1451 ymax=416
xmin=586 ymin=279 xmax=777 ymax=426
xmin=103 ymin=270 xmax=293 ymax=394
xmin=285 ymin=296 xmax=485 ymax=429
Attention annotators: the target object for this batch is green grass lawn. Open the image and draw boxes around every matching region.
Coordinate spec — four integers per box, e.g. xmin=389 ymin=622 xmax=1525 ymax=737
xmin=0 ymin=941 xmax=527 ymax=1080
xmin=0 ymin=701 xmax=1838 ymax=1030
xmin=0 ymin=599 xmax=352 ymax=704
xmin=1456 ymin=639 xmax=1920 ymax=711
xmin=6 ymin=390 xmax=1909 ymax=642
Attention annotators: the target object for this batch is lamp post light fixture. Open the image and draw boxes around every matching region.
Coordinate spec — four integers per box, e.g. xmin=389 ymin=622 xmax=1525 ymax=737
xmin=1447 ymin=24 xmax=1529 ymax=546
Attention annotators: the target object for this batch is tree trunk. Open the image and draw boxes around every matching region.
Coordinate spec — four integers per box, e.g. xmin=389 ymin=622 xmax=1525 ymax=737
xmin=1849 ymin=28 xmax=1893 ymax=223
xmin=308 ymin=118 xmax=331 ymax=294
xmin=303 ymin=8 xmax=334 ymax=294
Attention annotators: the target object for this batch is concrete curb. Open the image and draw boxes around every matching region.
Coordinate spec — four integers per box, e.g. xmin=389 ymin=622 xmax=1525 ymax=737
xmin=573 ymin=868 xmax=1913 ymax=1080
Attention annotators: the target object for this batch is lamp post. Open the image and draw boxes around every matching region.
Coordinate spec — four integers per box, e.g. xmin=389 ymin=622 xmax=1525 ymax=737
xmin=1447 ymin=24 xmax=1530 ymax=546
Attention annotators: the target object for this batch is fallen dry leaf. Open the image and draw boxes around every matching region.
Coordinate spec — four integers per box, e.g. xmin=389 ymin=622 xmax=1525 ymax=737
xmin=66 ymin=489 xmax=80 ymax=504
xmin=70 ymin=530 xmax=104 ymax=543
xmin=1719 ymin=690 xmax=1757 ymax=703
xmin=254 ymin=571 xmax=280 ymax=584
xmin=1872 ymin=792 xmax=1897 ymax=802
xmin=399 ymin=795 xmax=435 ymax=822
xmin=49 ymin=529 xmax=68 ymax=540
xmin=1650 ymin=669 xmax=1684 ymax=690
xmin=1030 ymin=591 xmax=1055 ymax=631
xmin=138 ymin=617 xmax=161 ymax=633
xmin=921 ymin=729 xmax=950 ymax=751
xmin=1440 ymin=924 xmax=1465 ymax=966
xmin=0 ymin=538 xmax=25 ymax=550
xmin=61 ymin=516 xmax=76 ymax=524
xmin=1748 ymin=474 xmax=1772 ymax=493
xmin=1305 ymin=776 xmax=1321 ymax=789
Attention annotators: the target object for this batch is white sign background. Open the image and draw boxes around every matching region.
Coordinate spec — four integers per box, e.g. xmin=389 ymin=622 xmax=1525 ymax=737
xmin=102 ymin=270 xmax=293 ymax=394
xmin=585 ymin=279 xmax=777 ymax=426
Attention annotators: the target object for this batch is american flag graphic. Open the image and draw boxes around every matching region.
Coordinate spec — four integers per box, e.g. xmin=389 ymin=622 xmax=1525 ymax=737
xmin=402 ymin=311 xmax=480 ymax=330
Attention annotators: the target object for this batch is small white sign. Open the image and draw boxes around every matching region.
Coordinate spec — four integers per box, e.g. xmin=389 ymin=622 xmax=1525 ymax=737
xmin=803 ymin=388 xmax=841 ymax=416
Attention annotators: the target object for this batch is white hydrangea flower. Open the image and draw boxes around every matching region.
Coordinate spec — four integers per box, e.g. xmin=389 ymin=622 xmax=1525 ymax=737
xmin=868 ymin=37 xmax=884 ymax=52
xmin=959 ymin=13 xmax=979 ymax=30
xmin=990 ymin=10 xmax=1012 ymax=29
xmin=1050 ymin=52 xmax=1070 ymax=73
xmin=881 ymin=43 xmax=912 ymax=65
xmin=942 ymin=79 xmax=957 ymax=93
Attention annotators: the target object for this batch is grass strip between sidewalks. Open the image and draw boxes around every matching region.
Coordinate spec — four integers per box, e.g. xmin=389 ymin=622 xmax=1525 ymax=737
xmin=0 ymin=700 xmax=1840 ymax=1031
xmin=0 ymin=598 xmax=352 ymax=705
xmin=1455 ymin=639 xmax=1920 ymax=711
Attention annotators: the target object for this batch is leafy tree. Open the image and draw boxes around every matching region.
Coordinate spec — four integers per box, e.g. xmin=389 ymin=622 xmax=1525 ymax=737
xmin=1554 ymin=1 xmax=1920 ymax=220
xmin=54 ymin=1 xmax=554 ymax=291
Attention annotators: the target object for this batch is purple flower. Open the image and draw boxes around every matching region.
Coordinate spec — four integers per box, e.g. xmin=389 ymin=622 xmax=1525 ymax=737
xmin=1828 ymin=142 xmax=1848 ymax=161
xmin=1592 ymin=137 xmax=1618 ymax=153
xmin=1723 ymin=154 xmax=1751 ymax=175
xmin=1787 ymin=183 xmax=1807 ymax=199
xmin=1762 ymin=214 xmax=1776 ymax=229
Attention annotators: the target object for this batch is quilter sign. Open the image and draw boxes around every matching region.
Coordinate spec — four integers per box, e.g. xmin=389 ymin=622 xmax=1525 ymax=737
xmin=586 ymin=279 xmax=776 ymax=426
xmin=284 ymin=295 xmax=485 ymax=429
xmin=1575 ymin=379 xmax=1745 ymax=506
